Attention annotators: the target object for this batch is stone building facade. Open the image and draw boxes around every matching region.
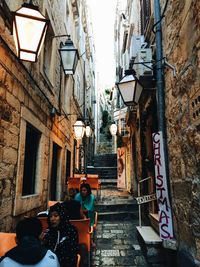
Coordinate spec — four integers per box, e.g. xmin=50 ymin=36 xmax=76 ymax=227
xmin=162 ymin=0 xmax=200 ymax=264
xmin=0 ymin=0 xmax=95 ymax=231
xmin=114 ymin=0 xmax=200 ymax=265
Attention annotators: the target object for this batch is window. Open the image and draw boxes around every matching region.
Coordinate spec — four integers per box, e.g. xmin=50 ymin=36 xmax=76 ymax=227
xmin=66 ymin=149 xmax=71 ymax=182
xmin=14 ymin=106 xmax=47 ymax=216
xmin=22 ymin=123 xmax=41 ymax=196
xmin=50 ymin=142 xmax=60 ymax=201
xmin=42 ymin=19 xmax=56 ymax=85
xmin=140 ymin=0 xmax=151 ymax=35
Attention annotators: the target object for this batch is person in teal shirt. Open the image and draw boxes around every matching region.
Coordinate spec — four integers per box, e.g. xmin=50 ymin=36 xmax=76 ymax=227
xmin=75 ymin=183 xmax=95 ymax=226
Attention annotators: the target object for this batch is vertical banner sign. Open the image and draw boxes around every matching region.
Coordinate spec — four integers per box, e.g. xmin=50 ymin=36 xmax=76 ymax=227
xmin=117 ymin=147 xmax=126 ymax=188
xmin=152 ymin=131 xmax=173 ymax=239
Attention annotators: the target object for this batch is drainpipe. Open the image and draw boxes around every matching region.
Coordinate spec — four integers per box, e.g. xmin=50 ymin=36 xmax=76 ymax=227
xmin=83 ymin=59 xmax=87 ymax=174
xmin=154 ymin=0 xmax=165 ymax=134
xmin=154 ymin=0 xmax=170 ymax=193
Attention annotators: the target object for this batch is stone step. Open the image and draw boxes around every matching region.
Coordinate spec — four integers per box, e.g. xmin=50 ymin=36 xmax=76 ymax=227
xmin=94 ymin=154 xmax=117 ymax=167
xmin=96 ymin=202 xmax=137 ymax=213
xmin=87 ymin=166 xmax=117 ymax=172
xmin=87 ymin=168 xmax=117 ymax=181
xmin=137 ymin=226 xmax=165 ymax=265
xmin=100 ymin=179 xmax=117 ymax=185
xmin=97 ymin=210 xmax=139 ymax=221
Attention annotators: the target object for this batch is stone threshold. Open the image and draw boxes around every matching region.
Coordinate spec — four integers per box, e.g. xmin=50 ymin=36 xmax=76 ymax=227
xmin=136 ymin=226 xmax=162 ymax=245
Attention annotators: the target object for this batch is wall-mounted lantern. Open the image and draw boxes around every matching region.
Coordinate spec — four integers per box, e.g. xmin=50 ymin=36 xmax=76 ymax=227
xmin=116 ymin=69 xmax=143 ymax=106
xmin=73 ymin=119 xmax=85 ymax=140
xmin=110 ymin=123 xmax=118 ymax=136
xmin=13 ymin=1 xmax=49 ymax=62
xmin=59 ymin=35 xmax=79 ymax=75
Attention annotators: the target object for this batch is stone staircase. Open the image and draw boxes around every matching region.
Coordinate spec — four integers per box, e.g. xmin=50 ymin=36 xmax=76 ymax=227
xmin=87 ymin=153 xmax=117 ymax=188
xmin=96 ymin=193 xmax=138 ymax=221
xmin=90 ymin=153 xmax=167 ymax=267
xmin=92 ymin=187 xmax=167 ymax=267
xmin=92 ymin=188 xmax=150 ymax=267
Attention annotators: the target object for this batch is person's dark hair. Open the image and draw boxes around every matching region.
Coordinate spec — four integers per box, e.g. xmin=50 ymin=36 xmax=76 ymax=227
xmin=16 ymin=217 xmax=42 ymax=241
xmin=48 ymin=202 xmax=70 ymax=226
xmin=80 ymin=183 xmax=91 ymax=195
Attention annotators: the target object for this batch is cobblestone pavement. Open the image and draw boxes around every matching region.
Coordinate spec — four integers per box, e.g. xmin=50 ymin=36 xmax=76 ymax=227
xmin=91 ymin=188 xmax=149 ymax=267
xmin=91 ymin=220 xmax=149 ymax=267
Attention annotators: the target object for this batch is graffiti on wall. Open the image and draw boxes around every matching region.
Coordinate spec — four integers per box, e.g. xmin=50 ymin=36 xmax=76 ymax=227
xmin=117 ymin=147 xmax=126 ymax=188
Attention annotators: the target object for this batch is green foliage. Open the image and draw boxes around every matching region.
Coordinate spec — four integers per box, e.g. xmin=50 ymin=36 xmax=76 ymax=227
xmin=100 ymin=110 xmax=113 ymax=141
xmin=104 ymin=88 xmax=110 ymax=95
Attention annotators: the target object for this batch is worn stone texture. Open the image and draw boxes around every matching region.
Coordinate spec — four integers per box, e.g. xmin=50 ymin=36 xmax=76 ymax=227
xmin=162 ymin=0 xmax=200 ymax=263
xmin=91 ymin=187 xmax=168 ymax=267
xmin=0 ymin=0 xmax=95 ymax=231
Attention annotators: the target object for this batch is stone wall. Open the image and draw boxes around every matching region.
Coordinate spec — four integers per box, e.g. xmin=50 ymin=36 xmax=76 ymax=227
xmin=163 ymin=0 xmax=200 ymax=263
xmin=0 ymin=0 xmax=85 ymax=231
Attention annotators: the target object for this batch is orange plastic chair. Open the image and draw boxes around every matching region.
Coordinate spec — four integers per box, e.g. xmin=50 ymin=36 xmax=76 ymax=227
xmin=67 ymin=177 xmax=81 ymax=190
xmin=93 ymin=211 xmax=98 ymax=231
xmin=69 ymin=218 xmax=92 ymax=253
xmin=76 ymin=253 xmax=81 ymax=267
xmin=38 ymin=217 xmax=48 ymax=232
xmin=0 ymin=233 xmax=16 ymax=256
xmin=70 ymin=218 xmax=92 ymax=267
xmin=86 ymin=174 xmax=99 ymax=179
xmin=74 ymin=174 xmax=86 ymax=179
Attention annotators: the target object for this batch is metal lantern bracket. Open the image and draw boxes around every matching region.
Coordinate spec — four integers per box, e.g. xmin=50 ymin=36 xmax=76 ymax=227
xmin=123 ymin=67 xmax=156 ymax=91
xmin=130 ymin=60 xmax=154 ymax=71
xmin=50 ymin=107 xmax=79 ymax=122
xmin=58 ymin=113 xmax=78 ymax=123
xmin=131 ymin=57 xmax=176 ymax=77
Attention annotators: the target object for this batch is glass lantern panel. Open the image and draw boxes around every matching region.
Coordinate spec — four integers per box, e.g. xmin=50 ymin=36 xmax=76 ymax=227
xmin=119 ymin=80 xmax=136 ymax=103
xmin=134 ymin=83 xmax=143 ymax=104
xmin=15 ymin=15 xmax=46 ymax=52
xmin=20 ymin=51 xmax=36 ymax=61
xmin=60 ymin=50 xmax=76 ymax=75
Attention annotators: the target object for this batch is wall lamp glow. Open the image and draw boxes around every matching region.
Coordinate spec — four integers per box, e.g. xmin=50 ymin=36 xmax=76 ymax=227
xmin=116 ymin=69 xmax=143 ymax=106
xmin=13 ymin=0 xmax=49 ymax=62
xmin=110 ymin=123 xmax=118 ymax=136
xmin=73 ymin=119 xmax=85 ymax=140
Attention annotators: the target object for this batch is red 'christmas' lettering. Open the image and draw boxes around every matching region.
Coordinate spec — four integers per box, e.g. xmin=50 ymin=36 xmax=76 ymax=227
xmin=158 ymin=197 xmax=169 ymax=211
xmin=156 ymin=174 xmax=163 ymax=187
xmin=157 ymin=187 xmax=166 ymax=199
xmin=159 ymin=210 xmax=170 ymax=224
xmin=161 ymin=224 xmax=171 ymax=239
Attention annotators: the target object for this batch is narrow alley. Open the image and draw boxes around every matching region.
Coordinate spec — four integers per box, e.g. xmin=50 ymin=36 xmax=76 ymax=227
xmin=89 ymin=153 xmax=166 ymax=267
xmin=92 ymin=187 xmax=146 ymax=267
xmin=0 ymin=1 xmax=200 ymax=267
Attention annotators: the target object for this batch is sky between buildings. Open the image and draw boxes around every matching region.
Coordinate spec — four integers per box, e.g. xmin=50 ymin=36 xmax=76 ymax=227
xmin=87 ymin=0 xmax=118 ymax=90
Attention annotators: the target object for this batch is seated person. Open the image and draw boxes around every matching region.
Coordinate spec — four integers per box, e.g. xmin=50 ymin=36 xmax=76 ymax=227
xmin=75 ymin=183 xmax=95 ymax=226
xmin=43 ymin=202 xmax=78 ymax=267
xmin=0 ymin=217 xmax=60 ymax=267
xmin=61 ymin=188 xmax=85 ymax=220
